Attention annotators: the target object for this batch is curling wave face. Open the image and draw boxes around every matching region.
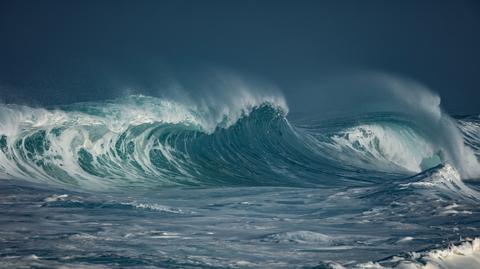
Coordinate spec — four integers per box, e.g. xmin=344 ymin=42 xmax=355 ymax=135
xmin=0 ymin=95 xmax=478 ymax=189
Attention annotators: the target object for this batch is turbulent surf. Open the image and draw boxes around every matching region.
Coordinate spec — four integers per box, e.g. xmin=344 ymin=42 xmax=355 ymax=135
xmin=1 ymin=92 xmax=480 ymax=268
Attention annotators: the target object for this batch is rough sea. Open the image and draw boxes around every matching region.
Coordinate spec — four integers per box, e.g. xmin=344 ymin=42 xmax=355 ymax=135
xmin=1 ymin=92 xmax=480 ymax=269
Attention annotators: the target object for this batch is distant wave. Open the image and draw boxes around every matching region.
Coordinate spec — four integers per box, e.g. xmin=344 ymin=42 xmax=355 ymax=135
xmin=0 ymin=94 xmax=478 ymax=190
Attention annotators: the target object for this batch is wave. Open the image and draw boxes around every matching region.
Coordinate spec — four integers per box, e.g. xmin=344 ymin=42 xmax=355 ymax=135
xmin=370 ymin=74 xmax=480 ymax=179
xmin=400 ymin=163 xmax=480 ymax=202
xmin=0 ymin=95 xmax=295 ymax=188
xmin=0 ymin=93 xmax=479 ymax=189
xmin=325 ymin=121 xmax=440 ymax=173
xmin=326 ymin=237 xmax=480 ymax=269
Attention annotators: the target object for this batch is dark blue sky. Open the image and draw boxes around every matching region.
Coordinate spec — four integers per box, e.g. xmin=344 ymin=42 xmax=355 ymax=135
xmin=0 ymin=0 xmax=479 ymax=114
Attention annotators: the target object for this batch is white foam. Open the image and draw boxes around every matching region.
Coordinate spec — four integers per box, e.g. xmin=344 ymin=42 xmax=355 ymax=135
xmin=353 ymin=238 xmax=480 ymax=269
xmin=397 ymin=237 xmax=414 ymax=243
xmin=44 ymin=194 xmax=69 ymax=202
xmin=122 ymin=201 xmax=185 ymax=214
xmin=266 ymin=231 xmax=333 ymax=244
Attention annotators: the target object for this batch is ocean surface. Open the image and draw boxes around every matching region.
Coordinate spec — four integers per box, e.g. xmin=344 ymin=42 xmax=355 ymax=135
xmin=1 ymin=94 xmax=480 ymax=268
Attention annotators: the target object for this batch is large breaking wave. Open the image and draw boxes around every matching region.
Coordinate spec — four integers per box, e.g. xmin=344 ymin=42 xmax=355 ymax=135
xmin=0 ymin=92 xmax=478 ymax=189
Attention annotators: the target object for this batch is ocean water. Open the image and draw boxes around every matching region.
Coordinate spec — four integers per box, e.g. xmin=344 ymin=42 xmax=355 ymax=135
xmin=1 ymin=94 xmax=480 ymax=268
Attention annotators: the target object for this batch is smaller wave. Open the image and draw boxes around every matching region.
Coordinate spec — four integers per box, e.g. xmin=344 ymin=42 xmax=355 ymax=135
xmin=400 ymin=164 xmax=480 ymax=200
xmin=328 ymin=123 xmax=440 ymax=173
xmin=364 ymin=74 xmax=480 ymax=179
